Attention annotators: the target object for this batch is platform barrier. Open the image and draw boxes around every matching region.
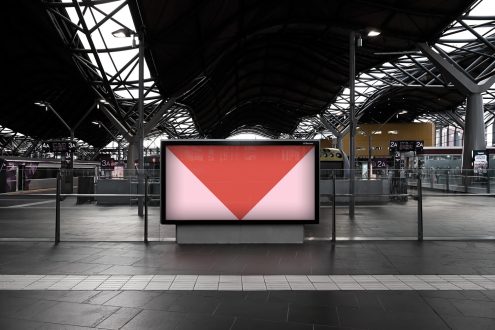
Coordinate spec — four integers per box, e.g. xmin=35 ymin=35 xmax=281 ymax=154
xmin=1 ymin=169 xmax=495 ymax=242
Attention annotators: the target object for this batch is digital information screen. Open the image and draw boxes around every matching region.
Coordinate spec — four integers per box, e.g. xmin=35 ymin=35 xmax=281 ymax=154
xmin=161 ymin=140 xmax=319 ymax=224
xmin=41 ymin=141 xmax=77 ymax=153
xmin=389 ymin=140 xmax=424 ymax=152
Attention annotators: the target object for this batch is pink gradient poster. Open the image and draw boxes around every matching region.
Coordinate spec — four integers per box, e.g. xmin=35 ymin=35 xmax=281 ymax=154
xmin=161 ymin=141 xmax=319 ymax=223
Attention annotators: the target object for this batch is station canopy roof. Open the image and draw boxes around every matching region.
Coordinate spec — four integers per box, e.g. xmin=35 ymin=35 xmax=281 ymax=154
xmin=2 ymin=0 xmax=110 ymax=148
xmin=137 ymin=0 xmax=477 ymax=138
xmin=1 ymin=0 xmax=489 ymax=149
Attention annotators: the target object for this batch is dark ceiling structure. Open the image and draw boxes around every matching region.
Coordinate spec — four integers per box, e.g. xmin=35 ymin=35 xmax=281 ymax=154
xmin=2 ymin=0 xmax=111 ymax=148
xmin=136 ymin=0 xmax=477 ymax=138
xmin=358 ymin=87 xmax=466 ymax=123
xmin=2 ymin=0 xmax=494 ymax=157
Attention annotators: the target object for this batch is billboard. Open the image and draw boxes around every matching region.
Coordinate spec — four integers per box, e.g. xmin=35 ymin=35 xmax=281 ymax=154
xmin=161 ymin=140 xmax=319 ymax=224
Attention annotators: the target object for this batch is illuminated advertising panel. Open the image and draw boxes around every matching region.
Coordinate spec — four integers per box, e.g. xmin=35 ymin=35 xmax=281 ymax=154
xmin=161 ymin=140 xmax=319 ymax=224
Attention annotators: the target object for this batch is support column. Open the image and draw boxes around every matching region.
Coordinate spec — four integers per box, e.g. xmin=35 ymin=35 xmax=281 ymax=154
xmin=418 ymin=42 xmax=494 ymax=171
xmin=127 ymin=142 xmax=138 ymax=170
xmin=349 ymin=31 xmax=356 ymax=219
xmin=367 ymin=133 xmax=372 ymax=180
xmin=137 ymin=30 xmax=145 ymax=217
xmin=462 ymin=93 xmax=486 ymax=170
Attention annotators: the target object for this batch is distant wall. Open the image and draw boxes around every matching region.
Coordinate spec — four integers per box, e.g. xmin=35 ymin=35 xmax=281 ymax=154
xmin=342 ymin=122 xmax=435 ymax=158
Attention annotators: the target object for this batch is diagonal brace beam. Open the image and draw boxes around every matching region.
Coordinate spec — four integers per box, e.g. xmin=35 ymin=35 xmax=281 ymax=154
xmin=318 ymin=115 xmax=342 ymax=138
xmin=143 ymin=98 xmax=177 ymax=136
xmin=417 ymin=43 xmax=495 ymax=94
xmin=99 ymin=104 xmax=133 ymax=142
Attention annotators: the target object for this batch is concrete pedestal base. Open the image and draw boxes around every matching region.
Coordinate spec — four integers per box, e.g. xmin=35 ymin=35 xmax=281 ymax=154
xmin=176 ymin=225 xmax=304 ymax=244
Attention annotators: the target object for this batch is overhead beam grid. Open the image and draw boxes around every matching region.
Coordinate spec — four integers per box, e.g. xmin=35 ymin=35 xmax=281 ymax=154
xmin=43 ymin=0 xmax=200 ymax=142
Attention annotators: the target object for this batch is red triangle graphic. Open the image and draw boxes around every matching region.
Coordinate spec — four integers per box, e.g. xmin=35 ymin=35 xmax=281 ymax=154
xmin=168 ymin=145 xmax=312 ymax=220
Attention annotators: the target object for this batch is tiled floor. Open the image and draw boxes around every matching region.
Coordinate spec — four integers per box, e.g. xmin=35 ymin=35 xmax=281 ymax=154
xmin=2 ymin=274 xmax=495 ymax=291
xmin=1 ymin=289 xmax=495 ymax=329
xmin=2 ymin=190 xmax=495 ymax=329
xmin=0 ymin=241 xmax=494 ymax=328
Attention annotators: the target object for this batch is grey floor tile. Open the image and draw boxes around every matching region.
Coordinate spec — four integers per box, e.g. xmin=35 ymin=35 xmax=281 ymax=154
xmin=36 ymin=324 xmax=95 ymax=330
xmin=0 ymin=317 xmax=42 ymax=330
xmin=83 ymin=291 xmax=121 ymax=305
xmin=120 ymin=309 xmax=183 ymax=330
xmin=443 ymin=315 xmax=495 ymax=330
xmin=232 ymin=317 xmax=313 ymax=330
xmin=175 ymin=314 xmax=234 ymax=330
xmin=96 ymin=307 xmax=142 ymax=329
xmin=104 ymin=291 xmax=161 ymax=308
xmin=288 ymin=304 xmax=339 ymax=326
xmin=29 ymin=301 xmax=119 ymax=327
xmin=451 ymin=299 xmax=495 ymax=319
xmin=12 ymin=299 xmax=59 ymax=320
xmin=143 ymin=292 xmax=181 ymax=310
xmin=168 ymin=294 xmax=220 ymax=314
xmin=214 ymin=300 xmax=288 ymax=322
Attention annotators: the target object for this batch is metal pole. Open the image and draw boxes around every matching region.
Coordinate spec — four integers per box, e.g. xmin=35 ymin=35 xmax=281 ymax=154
xmin=349 ymin=31 xmax=356 ymax=220
xmin=137 ymin=30 xmax=145 ymax=217
xmin=417 ymin=174 xmax=423 ymax=241
xmin=55 ymin=172 xmax=61 ymax=244
xmin=117 ymin=140 xmax=121 ymax=162
xmin=446 ymin=170 xmax=450 ymax=193
xmin=144 ymin=175 xmax=148 ymax=243
xmin=332 ymin=173 xmax=336 ymax=242
xmin=367 ymin=132 xmax=372 ymax=180
xmin=69 ymin=129 xmax=74 ymax=194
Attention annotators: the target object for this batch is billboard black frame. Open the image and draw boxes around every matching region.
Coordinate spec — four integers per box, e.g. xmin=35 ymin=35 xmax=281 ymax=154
xmin=160 ymin=139 xmax=320 ymax=225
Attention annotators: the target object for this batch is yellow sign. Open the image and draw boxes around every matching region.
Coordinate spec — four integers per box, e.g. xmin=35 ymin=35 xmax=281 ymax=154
xmin=320 ymin=148 xmax=344 ymax=162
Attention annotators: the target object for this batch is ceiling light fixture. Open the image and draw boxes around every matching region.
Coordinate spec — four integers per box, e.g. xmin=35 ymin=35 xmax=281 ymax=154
xmin=111 ymin=27 xmax=135 ymax=38
xmin=367 ymin=29 xmax=381 ymax=37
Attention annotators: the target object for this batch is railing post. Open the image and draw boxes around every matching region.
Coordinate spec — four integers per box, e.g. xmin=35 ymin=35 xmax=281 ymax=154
xmin=417 ymin=174 xmax=423 ymax=241
xmin=144 ymin=175 xmax=149 ymax=243
xmin=55 ymin=172 xmax=61 ymax=244
xmin=487 ymin=175 xmax=490 ymax=194
xmin=445 ymin=171 xmax=449 ymax=193
xmin=332 ymin=173 xmax=336 ymax=242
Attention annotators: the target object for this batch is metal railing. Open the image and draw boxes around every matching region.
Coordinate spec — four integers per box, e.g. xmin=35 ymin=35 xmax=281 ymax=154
xmin=1 ymin=168 xmax=494 ymax=242
xmin=325 ymin=171 xmax=495 ymax=242
xmin=53 ymin=173 xmax=156 ymax=244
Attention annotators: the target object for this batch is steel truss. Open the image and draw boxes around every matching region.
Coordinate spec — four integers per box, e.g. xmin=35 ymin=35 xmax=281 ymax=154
xmin=42 ymin=0 xmax=200 ymax=147
xmin=0 ymin=124 xmax=101 ymax=159
xmin=294 ymin=1 xmax=495 ymax=142
xmin=36 ymin=0 xmax=495 ymax=145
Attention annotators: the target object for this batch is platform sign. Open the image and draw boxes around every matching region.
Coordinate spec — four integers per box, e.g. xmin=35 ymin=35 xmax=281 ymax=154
xmin=160 ymin=140 xmax=319 ymax=224
xmin=41 ymin=141 xmax=77 ymax=153
xmin=372 ymin=158 xmax=389 ymax=169
xmin=100 ymin=157 xmax=116 ymax=170
xmin=389 ymin=140 xmax=423 ymax=153
xmin=473 ymin=150 xmax=488 ymax=175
